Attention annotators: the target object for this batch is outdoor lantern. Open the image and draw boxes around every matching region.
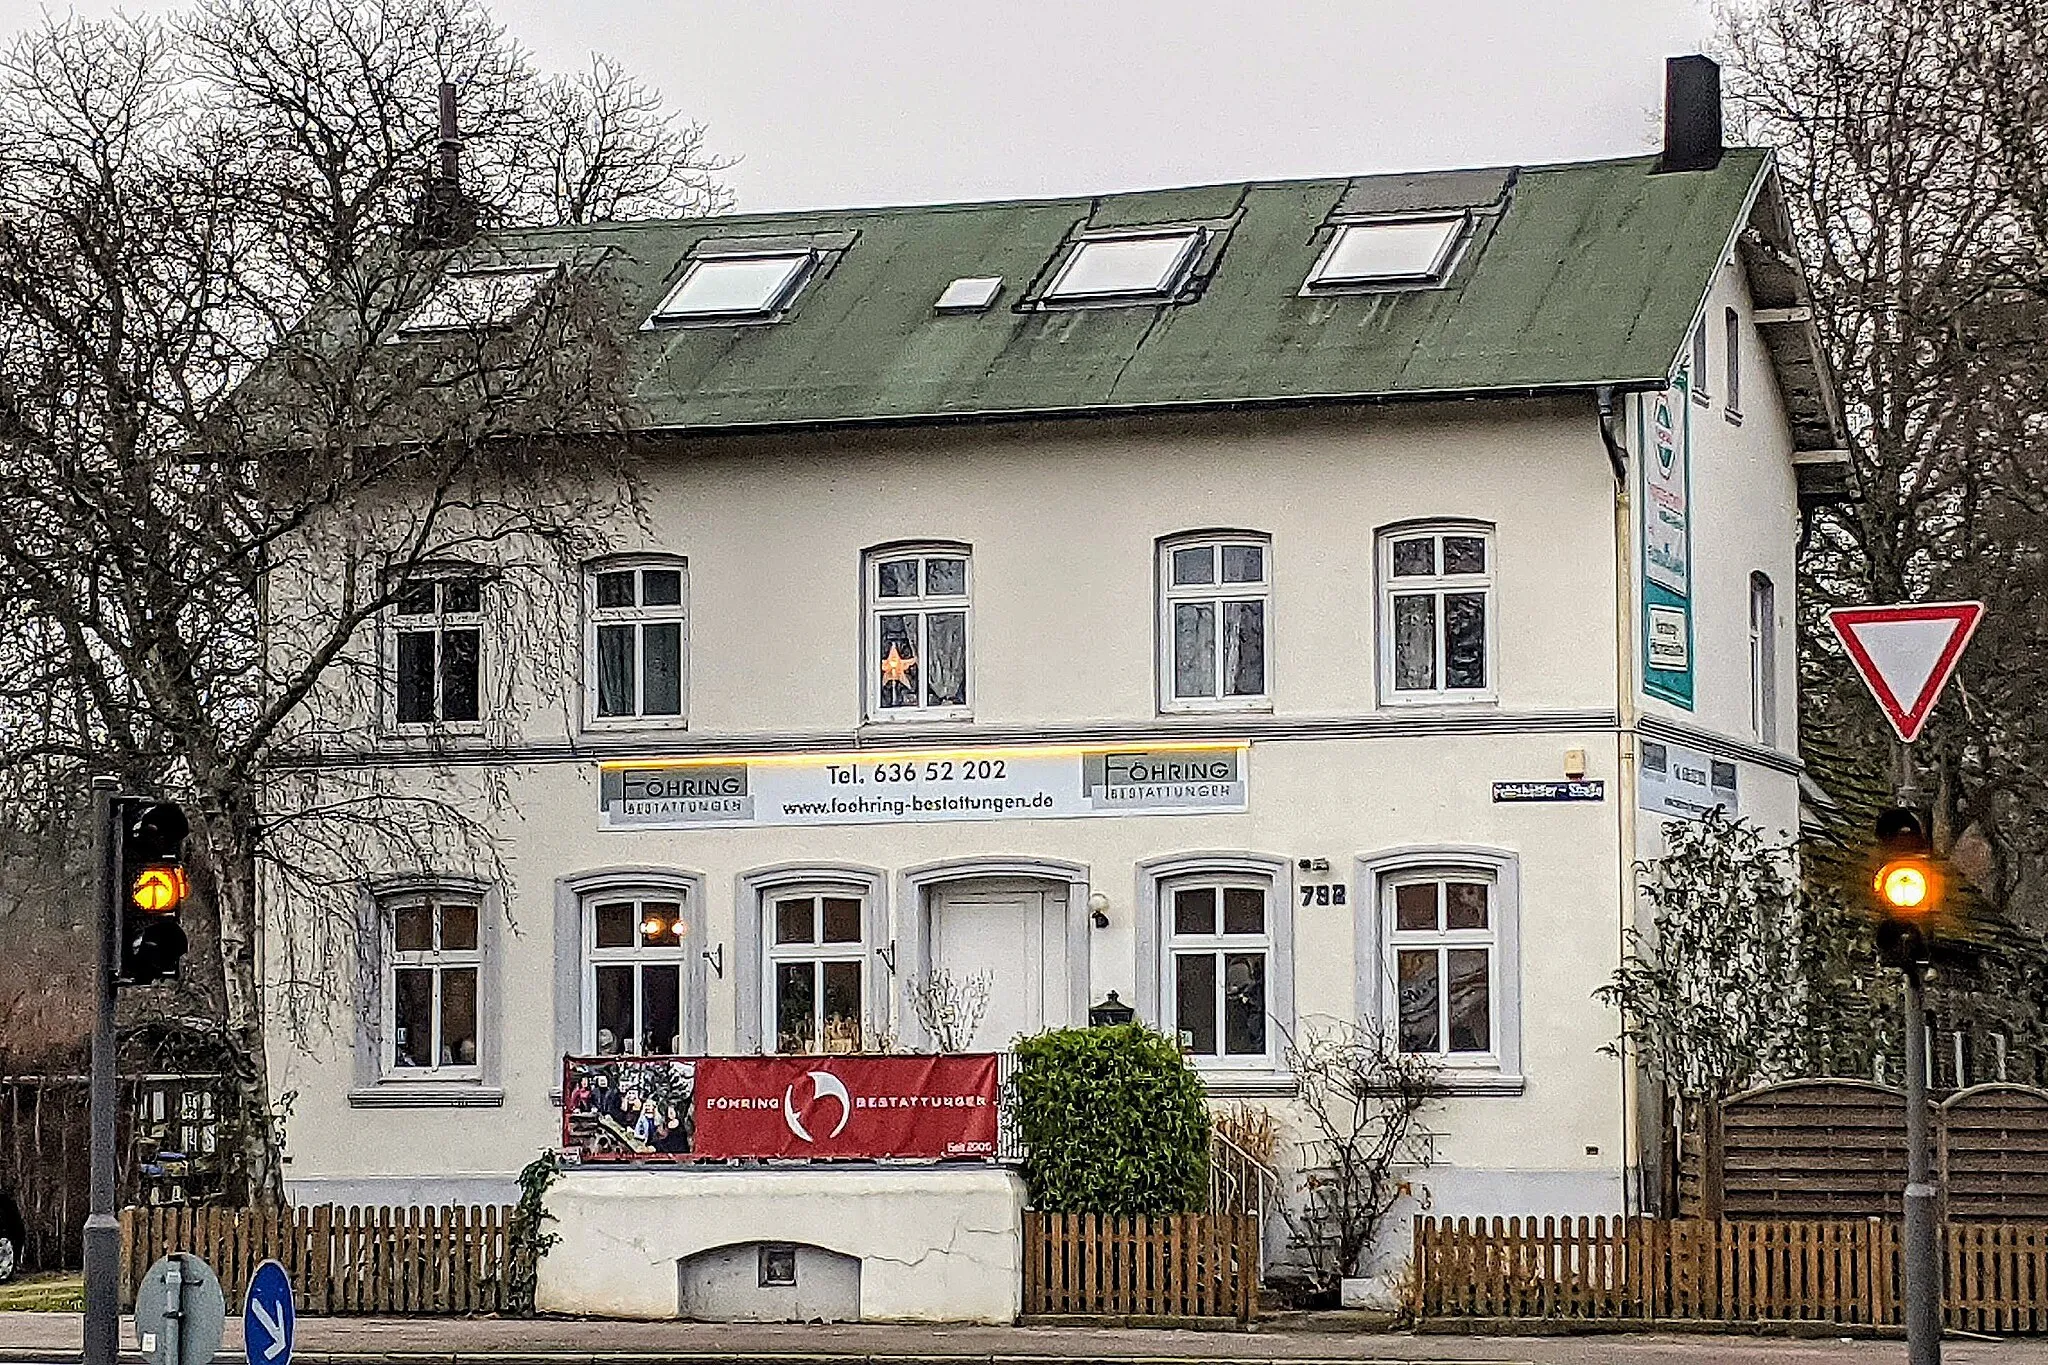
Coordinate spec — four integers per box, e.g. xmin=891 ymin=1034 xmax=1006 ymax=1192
xmin=1089 ymin=991 xmax=1135 ymax=1027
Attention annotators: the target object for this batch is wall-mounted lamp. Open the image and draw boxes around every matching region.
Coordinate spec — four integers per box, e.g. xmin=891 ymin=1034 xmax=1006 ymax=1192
xmin=703 ymin=944 xmax=724 ymax=979
xmin=1088 ymin=892 xmax=1111 ymax=928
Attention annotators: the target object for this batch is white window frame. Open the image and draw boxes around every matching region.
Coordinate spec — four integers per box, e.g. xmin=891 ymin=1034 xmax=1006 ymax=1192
xmin=864 ymin=544 xmax=972 ymax=722
xmin=1043 ymin=229 xmax=1204 ymax=304
xmin=583 ymin=557 xmax=689 ymax=729
xmin=1158 ymin=534 xmax=1272 ymax=713
xmin=761 ymin=887 xmax=872 ymax=1056
xmin=380 ymin=891 xmax=483 ymax=1081
xmin=397 ymin=264 xmax=560 ymax=336
xmin=1162 ymin=874 xmax=1278 ymax=1072
xmin=1377 ymin=523 xmax=1496 ymax=704
xmin=1356 ymin=846 xmax=1522 ymax=1094
xmin=1749 ymin=571 xmax=1778 ymax=745
xmin=387 ymin=572 xmax=485 ymax=731
xmin=1303 ymin=213 xmax=1466 ymax=290
xmin=1383 ymin=870 xmax=1500 ymax=1064
xmin=1724 ymin=305 xmax=1743 ymax=420
xmin=582 ymin=890 xmax=690 ymax=1056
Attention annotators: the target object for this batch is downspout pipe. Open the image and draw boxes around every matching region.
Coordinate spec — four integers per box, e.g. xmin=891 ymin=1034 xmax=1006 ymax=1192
xmin=1596 ymin=384 xmax=1628 ymax=483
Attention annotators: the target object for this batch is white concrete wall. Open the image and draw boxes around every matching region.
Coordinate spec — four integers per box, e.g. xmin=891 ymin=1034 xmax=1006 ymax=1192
xmin=537 ymin=1166 xmax=1025 ymax=1322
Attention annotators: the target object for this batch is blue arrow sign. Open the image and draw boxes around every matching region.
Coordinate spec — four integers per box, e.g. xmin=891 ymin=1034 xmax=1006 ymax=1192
xmin=243 ymin=1260 xmax=294 ymax=1365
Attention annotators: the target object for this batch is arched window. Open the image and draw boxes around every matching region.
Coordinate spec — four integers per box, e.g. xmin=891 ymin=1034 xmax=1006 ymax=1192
xmin=864 ymin=544 xmax=971 ymax=719
xmin=583 ymin=891 xmax=689 ymax=1055
xmin=1158 ymin=533 xmax=1271 ymax=711
xmin=1377 ymin=522 xmax=1494 ymax=702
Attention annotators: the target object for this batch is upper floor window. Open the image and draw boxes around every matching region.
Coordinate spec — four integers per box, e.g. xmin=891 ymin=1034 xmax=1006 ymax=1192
xmin=586 ymin=559 xmax=687 ymax=726
xmin=765 ymin=890 xmax=868 ymax=1055
xmin=866 ymin=546 xmax=970 ymax=719
xmin=391 ymin=574 xmax=482 ymax=726
xmin=1691 ymin=319 xmax=1710 ymax=404
xmin=1750 ymin=572 xmax=1777 ymax=745
xmin=1160 ymin=535 xmax=1270 ymax=711
xmin=1724 ymin=306 xmax=1743 ymax=418
xmin=1379 ymin=525 xmax=1493 ymax=701
xmin=399 ymin=265 xmax=559 ymax=336
xmin=1386 ymin=871 xmax=1496 ymax=1059
xmin=1165 ymin=877 xmax=1273 ymax=1066
xmin=382 ymin=892 xmax=481 ymax=1077
xmin=584 ymin=892 xmax=686 ymax=1056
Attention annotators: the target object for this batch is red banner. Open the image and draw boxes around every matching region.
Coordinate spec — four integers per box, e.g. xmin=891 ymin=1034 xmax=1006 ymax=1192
xmin=692 ymin=1054 xmax=998 ymax=1159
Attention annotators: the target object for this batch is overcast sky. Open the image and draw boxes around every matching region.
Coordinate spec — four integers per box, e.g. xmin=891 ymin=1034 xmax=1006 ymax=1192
xmin=0 ymin=0 xmax=1716 ymax=213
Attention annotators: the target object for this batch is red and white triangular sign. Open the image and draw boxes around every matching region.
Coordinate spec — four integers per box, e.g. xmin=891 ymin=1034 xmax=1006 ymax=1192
xmin=1828 ymin=601 xmax=1985 ymax=743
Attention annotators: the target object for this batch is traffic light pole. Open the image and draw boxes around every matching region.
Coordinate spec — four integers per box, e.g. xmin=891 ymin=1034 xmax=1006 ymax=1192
xmin=84 ymin=779 xmax=119 ymax=1365
xmin=1903 ymin=957 xmax=1940 ymax=1365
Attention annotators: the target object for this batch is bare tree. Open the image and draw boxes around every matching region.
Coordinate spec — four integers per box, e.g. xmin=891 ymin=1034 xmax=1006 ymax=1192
xmin=0 ymin=0 xmax=727 ymax=1200
xmin=1278 ymin=1022 xmax=1441 ymax=1300
xmin=909 ymin=968 xmax=992 ymax=1053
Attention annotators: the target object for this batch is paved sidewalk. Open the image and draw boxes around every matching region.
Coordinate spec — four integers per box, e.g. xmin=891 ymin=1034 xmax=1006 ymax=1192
xmin=4 ymin=1313 xmax=2048 ymax=1364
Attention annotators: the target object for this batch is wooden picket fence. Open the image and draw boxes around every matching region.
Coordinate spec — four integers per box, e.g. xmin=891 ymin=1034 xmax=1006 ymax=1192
xmin=121 ymin=1204 xmax=517 ymax=1315
xmin=1414 ymin=1216 xmax=2048 ymax=1333
xmin=1022 ymin=1212 xmax=1259 ymax=1323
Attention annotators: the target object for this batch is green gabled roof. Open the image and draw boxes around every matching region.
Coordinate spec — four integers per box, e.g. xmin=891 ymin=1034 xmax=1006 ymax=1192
xmin=484 ymin=149 xmax=1777 ymax=433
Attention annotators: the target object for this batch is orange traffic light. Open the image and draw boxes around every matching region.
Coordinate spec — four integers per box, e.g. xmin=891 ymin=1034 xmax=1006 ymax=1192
xmin=131 ymin=865 xmax=188 ymax=914
xmin=1874 ymin=858 xmax=1939 ymax=914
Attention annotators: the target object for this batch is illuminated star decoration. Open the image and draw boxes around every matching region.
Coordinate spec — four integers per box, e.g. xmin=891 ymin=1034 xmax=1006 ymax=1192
xmin=879 ymin=644 xmax=917 ymax=689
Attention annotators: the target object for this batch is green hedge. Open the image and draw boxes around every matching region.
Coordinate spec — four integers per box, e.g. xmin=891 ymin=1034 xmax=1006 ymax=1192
xmin=1008 ymin=1023 xmax=1209 ymax=1213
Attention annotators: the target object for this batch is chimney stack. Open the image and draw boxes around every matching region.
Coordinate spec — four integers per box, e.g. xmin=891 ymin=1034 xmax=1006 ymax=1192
xmin=410 ymin=80 xmax=478 ymax=249
xmin=1656 ymin=55 xmax=1724 ymax=174
xmin=437 ymin=81 xmax=462 ymax=188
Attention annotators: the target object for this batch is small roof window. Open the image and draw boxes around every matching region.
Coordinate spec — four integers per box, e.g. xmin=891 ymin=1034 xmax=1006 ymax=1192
xmin=652 ymin=251 xmax=813 ymax=321
xmin=399 ymin=266 xmax=559 ymax=334
xmin=935 ymin=276 xmax=1003 ymax=313
xmin=1045 ymin=230 xmax=1203 ymax=302
xmin=1307 ymin=215 xmax=1465 ymax=288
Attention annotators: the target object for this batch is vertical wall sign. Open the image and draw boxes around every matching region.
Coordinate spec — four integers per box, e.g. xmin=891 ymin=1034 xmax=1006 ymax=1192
xmin=1640 ymin=368 xmax=1696 ymax=709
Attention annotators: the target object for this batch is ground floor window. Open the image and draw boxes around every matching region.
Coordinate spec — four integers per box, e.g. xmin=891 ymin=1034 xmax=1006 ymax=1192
xmin=585 ymin=893 xmax=687 ymax=1055
xmin=1166 ymin=878 xmax=1272 ymax=1060
xmin=765 ymin=890 xmax=867 ymax=1054
xmin=381 ymin=892 xmax=481 ymax=1076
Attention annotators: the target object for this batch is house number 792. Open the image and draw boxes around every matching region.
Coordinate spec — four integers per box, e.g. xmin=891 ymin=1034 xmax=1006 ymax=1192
xmin=1300 ymin=883 xmax=1346 ymax=906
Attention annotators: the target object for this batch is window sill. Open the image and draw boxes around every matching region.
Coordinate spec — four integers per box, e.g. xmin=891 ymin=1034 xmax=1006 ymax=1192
xmin=1159 ymin=700 xmax=1274 ymax=717
xmin=1194 ymin=1070 xmax=1297 ymax=1098
xmin=861 ymin=710 xmax=974 ymax=726
xmin=1433 ymin=1071 xmax=1525 ymax=1097
xmin=1724 ymin=408 xmax=1744 ymax=427
xmin=1378 ymin=693 xmax=1499 ymax=710
xmin=379 ymin=723 xmax=488 ymax=741
xmin=349 ymin=1083 xmax=504 ymax=1109
xmin=582 ymin=717 xmax=691 ymax=735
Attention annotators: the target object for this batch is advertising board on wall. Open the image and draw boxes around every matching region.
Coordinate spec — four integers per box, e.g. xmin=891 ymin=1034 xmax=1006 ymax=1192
xmin=561 ymin=1054 xmax=999 ymax=1162
xmin=1638 ymin=738 xmax=1739 ymax=821
xmin=1640 ymin=372 xmax=1696 ymax=709
xmin=598 ymin=741 xmax=1248 ymax=830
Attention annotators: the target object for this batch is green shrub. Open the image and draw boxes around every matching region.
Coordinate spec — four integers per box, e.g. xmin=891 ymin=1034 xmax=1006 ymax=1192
xmin=1009 ymin=1023 xmax=1209 ymax=1213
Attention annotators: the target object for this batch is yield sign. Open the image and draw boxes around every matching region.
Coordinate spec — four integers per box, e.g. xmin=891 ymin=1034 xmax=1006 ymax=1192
xmin=1828 ymin=601 xmax=1985 ymax=743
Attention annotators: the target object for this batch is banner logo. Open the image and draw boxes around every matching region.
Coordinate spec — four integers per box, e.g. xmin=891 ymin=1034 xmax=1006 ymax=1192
xmin=784 ymin=1070 xmax=851 ymax=1143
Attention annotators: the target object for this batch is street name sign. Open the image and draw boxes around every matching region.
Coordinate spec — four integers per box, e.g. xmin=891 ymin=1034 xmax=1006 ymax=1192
xmin=1828 ymin=601 xmax=1985 ymax=743
xmin=244 ymin=1259 xmax=295 ymax=1365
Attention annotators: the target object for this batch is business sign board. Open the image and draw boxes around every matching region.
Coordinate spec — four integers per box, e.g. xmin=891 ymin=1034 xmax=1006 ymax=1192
xmin=1640 ymin=373 xmax=1696 ymax=708
xmin=1638 ymin=739 xmax=1738 ymax=821
xmin=599 ymin=742 xmax=1247 ymax=830
xmin=561 ymin=1054 xmax=998 ymax=1162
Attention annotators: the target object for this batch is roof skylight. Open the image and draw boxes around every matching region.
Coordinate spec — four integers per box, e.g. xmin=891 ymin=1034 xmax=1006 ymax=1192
xmin=1045 ymin=230 xmax=1202 ymax=301
xmin=399 ymin=266 xmax=559 ymax=334
xmin=1308 ymin=216 xmax=1464 ymax=288
xmin=935 ymin=276 xmax=1004 ymax=312
xmin=653 ymin=251 xmax=814 ymax=321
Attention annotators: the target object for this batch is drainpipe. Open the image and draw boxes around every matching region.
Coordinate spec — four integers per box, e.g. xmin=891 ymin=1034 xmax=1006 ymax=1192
xmin=1599 ymin=385 xmax=1644 ymax=1221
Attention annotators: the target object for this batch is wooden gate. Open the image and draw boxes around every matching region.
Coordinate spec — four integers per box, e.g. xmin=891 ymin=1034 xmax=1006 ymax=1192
xmin=1022 ymin=1212 xmax=1258 ymax=1322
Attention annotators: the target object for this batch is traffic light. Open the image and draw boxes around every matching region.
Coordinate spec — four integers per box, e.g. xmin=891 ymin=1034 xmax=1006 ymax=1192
xmin=117 ymin=799 xmax=190 ymax=985
xmin=1871 ymin=806 xmax=1943 ymax=968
